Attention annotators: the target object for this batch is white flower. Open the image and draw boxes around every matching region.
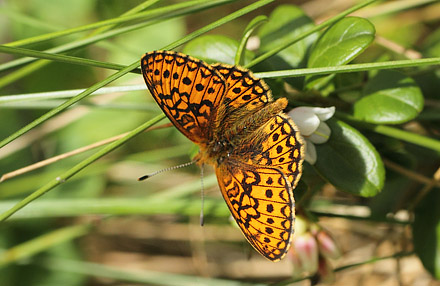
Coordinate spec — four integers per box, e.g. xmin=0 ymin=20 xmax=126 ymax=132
xmin=288 ymin=106 xmax=335 ymax=164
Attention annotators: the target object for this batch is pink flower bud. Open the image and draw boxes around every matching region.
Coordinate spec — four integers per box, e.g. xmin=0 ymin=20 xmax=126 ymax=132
xmin=294 ymin=232 xmax=318 ymax=274
xmin=316 ymin=229 xmax=341 ymax=260
xmin=288 ymin=247 xmax=305 ymax=278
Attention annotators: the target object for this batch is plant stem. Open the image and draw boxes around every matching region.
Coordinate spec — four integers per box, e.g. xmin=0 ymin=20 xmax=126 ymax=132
xmin=254 ymin=57 xmax=440 ymax=79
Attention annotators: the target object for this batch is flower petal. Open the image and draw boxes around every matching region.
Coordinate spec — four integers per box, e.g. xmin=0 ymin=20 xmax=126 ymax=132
xmin=304 ymin=140 xmax=317 ymax=164
xmin=308 ymin=122 xmax=331 ymax=144
xmin=288 ymin=107 xmax=320 ymax=136
xmin=312 ymin=106 xmax=335 ymax=121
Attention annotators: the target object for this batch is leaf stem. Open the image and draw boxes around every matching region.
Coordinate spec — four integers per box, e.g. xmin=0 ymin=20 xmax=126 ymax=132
xmin=276 ymin=251 xmax=414 ymax=285
xmin=334 ymin=251 xmax=414 ymax=272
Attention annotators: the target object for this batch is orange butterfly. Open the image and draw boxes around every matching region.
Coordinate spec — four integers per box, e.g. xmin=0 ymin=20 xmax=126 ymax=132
xmin=141 ymin=50 xmax=304 ymax=261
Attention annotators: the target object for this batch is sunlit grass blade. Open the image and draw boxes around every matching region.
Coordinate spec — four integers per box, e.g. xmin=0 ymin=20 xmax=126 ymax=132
xmin=43 ymin=257 xmax=253 ymax=286
xmin=0 ymin=45 xmax=129 ymax=73
xmin=0 ymin=0 xmax=227 ymax=73
xmin=0 ymin=188 xmax=223 ymax=220
xmin=0 ymin=123 xmax=170 ymax=182
xmin=4 ymin=0 xmax=233 ymax=48
xmin=235 ymin=15 xmax=267 ymax=65
xmin=0 ymin=85 xmax=147 ymax=104
xmin=0 ymin=223 xmax=91 ymax=267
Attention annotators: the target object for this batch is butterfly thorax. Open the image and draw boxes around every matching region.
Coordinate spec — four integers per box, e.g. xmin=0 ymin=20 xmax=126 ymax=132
xmin=196 ymin=98 xmax=289 ymax=167
xmin=196 ymin=139 xmax=233 ymax=167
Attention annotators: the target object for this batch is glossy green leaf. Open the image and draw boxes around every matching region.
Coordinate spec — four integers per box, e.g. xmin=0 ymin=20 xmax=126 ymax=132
xmin=353 ymin=70 xmax=424 ymax=124
xmin=305 ymin=17 xmax=375 ymax=90
xmin=258 ymin=5 xmax=316 ymax=68
xmin=334 ymin=72 xmax=364 ymax=102
xmin=413 ymin=190 xmax=440 ymax=279
xmin=182 ymin=35 xmax=254 ymax=65
xmin=314 ymin=119 xmax=385 ymax=197
xmin=258 ymin=5 xmax=316 ymax=88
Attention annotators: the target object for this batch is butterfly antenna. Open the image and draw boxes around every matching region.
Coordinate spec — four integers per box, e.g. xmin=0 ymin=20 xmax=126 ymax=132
xmin=200 ymin=163 xmax=205 ymax=227
xmin=138 ymin=161 xmax=195 ymax=181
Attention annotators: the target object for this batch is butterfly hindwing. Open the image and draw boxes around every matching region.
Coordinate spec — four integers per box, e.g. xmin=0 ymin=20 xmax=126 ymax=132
xmin=215 ymin=161 xmax=294 ymax=261
xmin=253 ymin=113 xmax=304 ymax=188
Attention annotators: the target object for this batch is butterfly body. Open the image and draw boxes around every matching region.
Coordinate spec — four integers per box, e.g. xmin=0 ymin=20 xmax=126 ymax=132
xmin=141 ymin=50 xmax=304 ymax=261
xmin=199 ymin=97 xmax=288 ymax=167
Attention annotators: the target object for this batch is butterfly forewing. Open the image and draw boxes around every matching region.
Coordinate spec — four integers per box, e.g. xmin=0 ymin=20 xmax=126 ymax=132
xmin=141 ymin=51 xmax=226 ymax=143
xmin=212 ymin=64 xmax=272 ymax=132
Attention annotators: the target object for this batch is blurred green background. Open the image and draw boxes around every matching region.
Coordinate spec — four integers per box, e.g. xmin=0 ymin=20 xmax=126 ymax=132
xmin=1 ymin=0 xmax=439 ymax=285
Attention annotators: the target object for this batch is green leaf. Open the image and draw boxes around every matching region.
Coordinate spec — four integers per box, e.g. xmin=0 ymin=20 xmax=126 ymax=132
xmin=258 ymin=5 xmax=317 ymax=88
xmin=314 ymin=119 xmax=385 ymax=197
xmin=305 ymin=17 xmax=375 ymax=90
xmin=353 ymin=70 xmax=424 ymax=124
xmin=413 ymin=190 xmax=440 ymax=279
xmin=258 ymin=5 xmax=316 ymax=68
xmin=422 ymin=24 xmax=440 ymax=58
xmin=334 ymin=72 xmax=364 ymax=102
xmin=182 ymin=35 xmax=254 ymax=65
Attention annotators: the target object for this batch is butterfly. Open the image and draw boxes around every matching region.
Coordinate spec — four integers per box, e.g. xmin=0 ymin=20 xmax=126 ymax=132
xmin=141 ymin=50 xmax=304 ymax=261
